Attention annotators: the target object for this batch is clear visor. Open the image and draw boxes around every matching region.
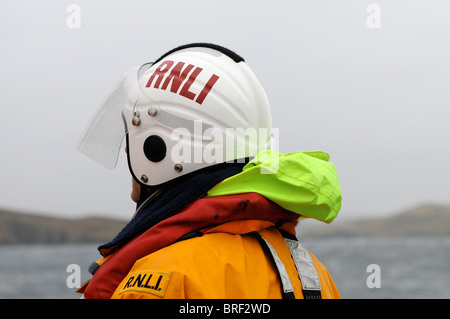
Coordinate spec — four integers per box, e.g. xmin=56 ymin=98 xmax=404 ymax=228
xmin=78 ymin=63 xmax=212 ymax=168
xmin=77 ymin=65 xmax=142 ymax=168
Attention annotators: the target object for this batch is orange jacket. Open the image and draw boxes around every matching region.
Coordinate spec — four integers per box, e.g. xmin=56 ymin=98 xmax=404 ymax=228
xmin=111 ymin=220 xmax=340 ymax=299
xmin=78 ymin=193 xmax=340 ymax=299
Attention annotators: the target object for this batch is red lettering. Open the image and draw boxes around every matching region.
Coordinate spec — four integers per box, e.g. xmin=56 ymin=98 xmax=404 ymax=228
xmin=146 ymin=60 xmax=174 ymax=89
xmin=144 ymin=60 xmax=219 ymax=105
xmin=195 ymin=74 xmax=219 ymax=105
xmin=179 ymin=67 xmax=202 ymax=101
xmin=161 ymin=62 xmax=195 ymax=93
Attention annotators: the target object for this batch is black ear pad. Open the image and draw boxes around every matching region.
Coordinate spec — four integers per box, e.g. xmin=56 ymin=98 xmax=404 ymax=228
xmin=143 ymin=135 xmax=167 ymax=162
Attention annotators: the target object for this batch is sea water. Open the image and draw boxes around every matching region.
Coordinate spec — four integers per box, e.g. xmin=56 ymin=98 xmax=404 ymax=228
xmin=302 ymin=236 xmax=450 ymax=299
xmin=0 ymin=236 xmax=449 ymax=299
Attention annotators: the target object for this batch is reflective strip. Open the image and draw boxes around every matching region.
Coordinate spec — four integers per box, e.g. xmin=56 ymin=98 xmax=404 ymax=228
xmin=258 ymin=236 xmax=295 ymax=298
xmin=284 ymin=238 xmax=322 ymax=298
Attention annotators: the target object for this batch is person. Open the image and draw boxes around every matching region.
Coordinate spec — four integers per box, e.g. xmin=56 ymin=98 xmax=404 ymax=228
xmin=76 ymin=43 xmax=342 ymax=299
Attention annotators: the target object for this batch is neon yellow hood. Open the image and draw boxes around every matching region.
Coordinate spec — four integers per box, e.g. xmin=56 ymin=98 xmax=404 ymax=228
xmin=207 ymin=150 xmax=342 ymax=223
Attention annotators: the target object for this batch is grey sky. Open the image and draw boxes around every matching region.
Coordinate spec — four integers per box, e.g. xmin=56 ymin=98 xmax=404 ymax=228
xmin=0 ymin=0 xmax=449 ymax=223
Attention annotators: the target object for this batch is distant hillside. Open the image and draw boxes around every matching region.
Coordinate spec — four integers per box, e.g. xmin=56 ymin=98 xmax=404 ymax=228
xmin=2 ymin=204 xmax=450 ymax=244
xmin=300 ymin=204 xmax=450 ymax=237
xmin=0 ymin=209 xmax=126 ymax=244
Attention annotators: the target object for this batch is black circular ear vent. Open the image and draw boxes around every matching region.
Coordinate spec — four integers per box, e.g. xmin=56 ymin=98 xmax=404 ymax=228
xmin=143 ymin=135 xmax=167 ymax=162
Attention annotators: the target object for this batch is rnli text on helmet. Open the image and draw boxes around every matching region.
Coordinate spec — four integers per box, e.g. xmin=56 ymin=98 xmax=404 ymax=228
xmin=145 ymin=60 xmax=220 ymax=105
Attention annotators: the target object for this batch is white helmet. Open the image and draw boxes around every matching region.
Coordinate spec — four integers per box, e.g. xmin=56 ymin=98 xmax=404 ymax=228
xmin=78 ymin=43 xmax=272 ymax=186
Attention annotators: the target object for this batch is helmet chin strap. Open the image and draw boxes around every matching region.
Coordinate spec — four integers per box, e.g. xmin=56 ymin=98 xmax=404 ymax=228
xmin=133 ymin=184 xmax=162 ymax=218
xmin=136 ymin=184 xmax=154 ymax=209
